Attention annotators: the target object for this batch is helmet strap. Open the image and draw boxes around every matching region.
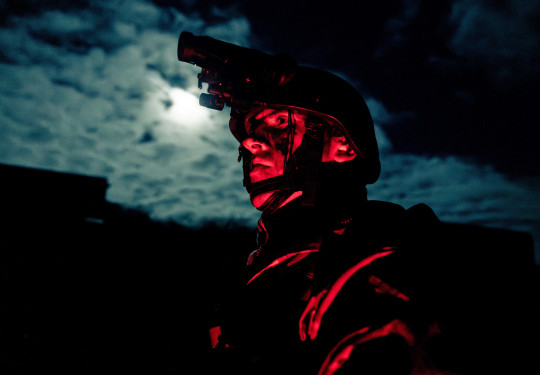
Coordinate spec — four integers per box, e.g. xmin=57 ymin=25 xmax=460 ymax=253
xmin=299 ymin=118 xmax=324 ymax=207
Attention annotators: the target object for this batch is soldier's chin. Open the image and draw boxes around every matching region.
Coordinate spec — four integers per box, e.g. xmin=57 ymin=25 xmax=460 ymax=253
xmin=250 ymin=191 xmax=276 ymax=210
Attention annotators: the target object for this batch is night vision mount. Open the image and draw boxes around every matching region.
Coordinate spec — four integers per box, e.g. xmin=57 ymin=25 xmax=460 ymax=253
xmin=177 ymin=31 xmax=297 ymax=110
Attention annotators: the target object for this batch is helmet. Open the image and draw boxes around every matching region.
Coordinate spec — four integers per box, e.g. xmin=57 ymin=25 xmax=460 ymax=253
xmin=177 ymin=31 xmax=378 ymax=212
xmin=229 ymin=66 xmax=380 ymax=185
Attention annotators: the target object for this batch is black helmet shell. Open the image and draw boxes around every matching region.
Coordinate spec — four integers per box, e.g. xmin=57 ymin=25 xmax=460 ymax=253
xmin=230 ymin=66 xmax=380 ymax=184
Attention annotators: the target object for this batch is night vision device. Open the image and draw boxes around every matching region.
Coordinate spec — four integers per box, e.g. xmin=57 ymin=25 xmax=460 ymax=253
xmin=177 ymin=31 xmax=297 ymax=110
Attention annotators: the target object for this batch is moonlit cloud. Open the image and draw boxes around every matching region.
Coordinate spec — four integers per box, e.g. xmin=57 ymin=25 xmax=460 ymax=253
xmin=0 ymin=0 xmax=538 ymax=260
xmin=0 ymin=0 xmax=257 ymax=225
xmin=448 ymin=0 xmax=540 ymax=84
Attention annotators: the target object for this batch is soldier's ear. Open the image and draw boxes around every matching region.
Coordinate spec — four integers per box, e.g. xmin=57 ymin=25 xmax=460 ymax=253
xmin=334 ymin=145 xmax=357 ymax=163
xmin=326 ymin=136 xmax=357 ymax=163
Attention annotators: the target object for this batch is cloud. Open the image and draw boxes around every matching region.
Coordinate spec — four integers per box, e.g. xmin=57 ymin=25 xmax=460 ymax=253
xmin=373 ymin=153 xmax=538 ymax=230
xmin=0 ymin=0 xmax=257 ymax=225
xmin=448 ymin=0 xmax=540 ymax=84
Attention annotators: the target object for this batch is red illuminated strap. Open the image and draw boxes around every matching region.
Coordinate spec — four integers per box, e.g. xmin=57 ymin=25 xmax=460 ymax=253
xmin=317 ymin=326 xmax=370 ymax=375
xmin=317 ymin=319 xmax=415 ymax=375
xmin=299 ymin=249 xmax=396 ymax=341
xmin=368 ymin=274 xmax=410 ymax=301
xmin=246 ymin=249 xmax=319 ymax=285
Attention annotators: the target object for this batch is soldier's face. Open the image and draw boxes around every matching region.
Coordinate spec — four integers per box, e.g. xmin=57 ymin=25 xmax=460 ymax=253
xmin=239 ymin=107 xmax=357 ymax=209
xmin=242 ymin=108 xmax=307 ymax=184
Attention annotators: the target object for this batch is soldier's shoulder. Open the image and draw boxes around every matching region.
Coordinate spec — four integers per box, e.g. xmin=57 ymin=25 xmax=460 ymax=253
xmin=362 ymin=200 xmax=439 ymax=224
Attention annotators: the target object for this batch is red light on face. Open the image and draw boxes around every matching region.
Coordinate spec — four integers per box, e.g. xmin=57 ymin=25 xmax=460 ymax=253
xmin=241 ymin=109 xmax=307 ymax=184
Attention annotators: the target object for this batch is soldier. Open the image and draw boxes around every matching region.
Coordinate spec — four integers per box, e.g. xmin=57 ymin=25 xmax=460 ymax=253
xmin=178 ymin=32 xmax=536 ymax=375
xmin=219 ymin=66 xmax=447 ymax=375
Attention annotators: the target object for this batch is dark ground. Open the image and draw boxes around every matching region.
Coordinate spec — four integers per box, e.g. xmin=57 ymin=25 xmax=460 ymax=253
xmin=1 ymin=163 xmax=538 ymax=374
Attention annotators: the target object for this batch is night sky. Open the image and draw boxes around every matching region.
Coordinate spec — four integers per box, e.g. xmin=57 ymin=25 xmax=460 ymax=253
xmin=1 ymin=0 xmax=539 ymax=261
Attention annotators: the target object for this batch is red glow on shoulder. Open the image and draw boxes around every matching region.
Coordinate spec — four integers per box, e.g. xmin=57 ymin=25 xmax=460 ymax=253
xmin=368 ymin=274 xmax=410 ymax=301
xmin=246 ymin=249 xmax=260 ymax=266
xmin=365 ymin=319 xmax=415 ymax=346
xmin=209 ymin=326 xmax=221 ymax=349
xmin=246 ymin=249 xmax=319 ymax=285
xmin=257 ymin=218 xmax=268 ymax=245
xmin=299 ymin=250 xmax=395 ymax=341
xmin=317 ymin=327 xmax=370 ymax=375
xmin=325 ymin=344 xmax=354 ymax=374
xmin=317 ymin=320 xmax=415 ymax=375
xmin=299 ymin=288 xmax=328 ymax=341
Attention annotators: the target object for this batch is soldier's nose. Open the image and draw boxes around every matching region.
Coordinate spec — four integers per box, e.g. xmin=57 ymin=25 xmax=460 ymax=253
xmin=242 ymin=137 xmax=268 ymax=153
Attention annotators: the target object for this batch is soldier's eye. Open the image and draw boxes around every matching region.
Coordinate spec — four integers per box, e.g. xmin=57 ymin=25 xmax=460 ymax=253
xmin=274 ymin=116 xmax=288 ymax=127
